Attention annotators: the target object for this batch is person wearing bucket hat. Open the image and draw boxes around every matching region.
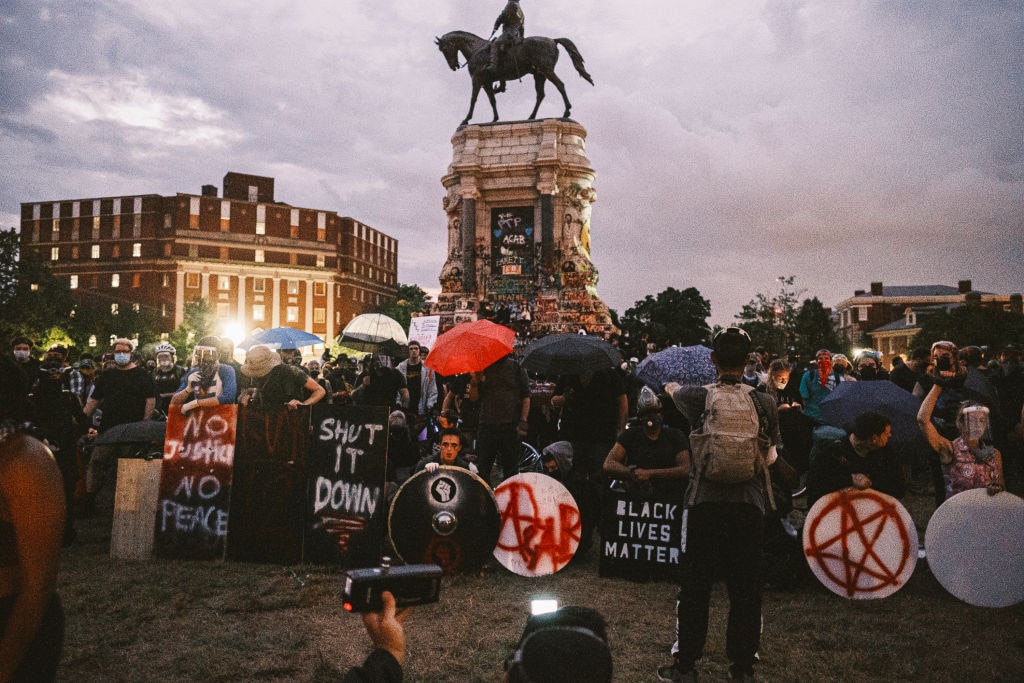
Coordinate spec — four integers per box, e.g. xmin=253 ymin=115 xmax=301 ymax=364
xmin=237 ymin=344 xmax=325 ymax=411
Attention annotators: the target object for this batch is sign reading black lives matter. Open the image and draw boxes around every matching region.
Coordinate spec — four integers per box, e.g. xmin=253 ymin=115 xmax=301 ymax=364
xmin=154 ymin=404 xmax=237 ymax=560
xmin=306 ymin=404 xmax=390 ymax=566
xmin=490 ymin=206 xmax=535 ymax=278
xmin=599 ymin=489 xmax=684 ymax=582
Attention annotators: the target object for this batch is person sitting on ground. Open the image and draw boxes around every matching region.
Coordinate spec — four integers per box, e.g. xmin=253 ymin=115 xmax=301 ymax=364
xmin=805 ymin=411 xmax=905 ymax=508
xmin=415 ymin=427 xmax=477 ymax=474
xmin=237 ymin=345 xmax=326 ymax=411
xmin=918 ymin=378 xmax=1004 ymax=500
xmin=0 ymin=354 xmax=66 ymax=682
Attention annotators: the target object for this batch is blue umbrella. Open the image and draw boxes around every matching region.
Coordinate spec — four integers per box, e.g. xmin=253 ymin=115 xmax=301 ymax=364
xmin=238 ymin=327 xmax=325 ymax=350
xmin=819 ymin=380 xmax=923 ymax=443
xmin=635 ymin=345 xmax=716 ymax=390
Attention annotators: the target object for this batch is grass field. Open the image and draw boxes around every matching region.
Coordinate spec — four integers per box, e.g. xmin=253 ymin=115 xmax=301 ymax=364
xmin=56 ymin=484 xmax=1024 ymax=682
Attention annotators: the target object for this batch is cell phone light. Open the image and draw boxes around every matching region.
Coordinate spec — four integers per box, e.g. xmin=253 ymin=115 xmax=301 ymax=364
xmin=530 ymin=598 xmax=558 ymax=616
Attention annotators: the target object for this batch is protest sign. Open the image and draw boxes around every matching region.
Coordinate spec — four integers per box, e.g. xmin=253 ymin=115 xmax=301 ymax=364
xmin=306 ymin=404 xmax=389 ymax=565
xmin=228 ymin=406 xmax=309 ymax=563
xmin=408 ymin=315 xmax=440 ymax=351
xmin=599 ymin=488 xmax=684 ymax=582
xmin=154 ymin=404 xmax=236 ymax=560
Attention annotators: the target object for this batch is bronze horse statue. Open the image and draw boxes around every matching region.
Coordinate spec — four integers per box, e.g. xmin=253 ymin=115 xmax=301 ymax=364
xmin=436 ymin=30 xmax=594 ymax=127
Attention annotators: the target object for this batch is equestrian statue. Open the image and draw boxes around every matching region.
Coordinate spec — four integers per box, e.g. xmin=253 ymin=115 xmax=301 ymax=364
xmin=436 ymin=0 xmax=594 ymax=127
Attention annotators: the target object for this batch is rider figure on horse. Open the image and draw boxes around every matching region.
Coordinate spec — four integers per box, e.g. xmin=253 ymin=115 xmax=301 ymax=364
xmin=489 ymin=0 xmax=524 ymax=93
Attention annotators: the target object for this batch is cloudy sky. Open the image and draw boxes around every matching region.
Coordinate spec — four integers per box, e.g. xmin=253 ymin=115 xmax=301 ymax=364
xmin=2 ymin=0 xmax=1022 ymax=326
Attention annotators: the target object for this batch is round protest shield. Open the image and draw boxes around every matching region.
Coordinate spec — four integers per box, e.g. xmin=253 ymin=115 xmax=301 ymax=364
xmin=388 ymin=466 xmax=500 ymax=574
xmin=493 ymin=473 xmax=580 ymax=576
xmin=925 ymin=489 xmax=1024 ymax=607
xmin=803 ymin=489 xmax=917 ymax=599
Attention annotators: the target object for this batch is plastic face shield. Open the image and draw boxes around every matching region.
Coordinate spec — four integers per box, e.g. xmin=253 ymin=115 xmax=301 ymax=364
xmin=194 ymin=346 xmax=219 ymax=363
xmin=960 ymin=405 xmax=990 ymax=441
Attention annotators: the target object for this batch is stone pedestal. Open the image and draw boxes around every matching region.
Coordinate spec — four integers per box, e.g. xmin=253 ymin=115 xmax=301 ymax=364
xmin=435 ymin=119 xmax=613 ymax=335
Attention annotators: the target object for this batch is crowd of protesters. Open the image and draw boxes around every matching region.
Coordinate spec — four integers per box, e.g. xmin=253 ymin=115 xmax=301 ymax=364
xmin=4 ymin=323 xmax=1023 ymax=681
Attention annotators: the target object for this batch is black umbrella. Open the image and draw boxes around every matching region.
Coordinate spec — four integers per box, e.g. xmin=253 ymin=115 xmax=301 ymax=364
xmin=520 ymin=334 xmax=622 ymax=376
xmin=93 ymin=419 xmax=168 ymax=445
xmin=819 ymin=381 xmax=922 ymax=443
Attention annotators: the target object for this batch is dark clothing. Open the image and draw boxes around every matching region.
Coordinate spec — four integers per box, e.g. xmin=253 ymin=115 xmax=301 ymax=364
xmin=477 ymin=357 xmax=529 ymax=425
xmin=239 ymin=364 xmax=308 ymax=408
xmin=342 ymin=648 xmax=402 ymax=683
xmin=356 ymin=368 xmax=406 ymax=410
xmin=475 ymin=356 xmax=530 ymax=482
xmin=889 ymin=363 xmax=921 ymax=393
xmin=676 ymin=503 xmax=763 ymax=676
xmin=805 ymin=434 xmax=906 ymax=508
xmin=668 ymin=379 xmax=780 ymax=676
xmin=555 ymin=370 xmax=626 ymax=444
xmin=152 ymin=366 xmax=185 ymax=414
xmin=90 ymin=366 xmax=156 ymax=431
xmin=615 ymin=423 xmax=688 ymax=498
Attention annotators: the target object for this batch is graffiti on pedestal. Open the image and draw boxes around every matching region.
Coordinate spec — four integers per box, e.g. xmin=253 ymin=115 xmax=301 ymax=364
xmin=491 ymin=207 xmax=535 ymax=279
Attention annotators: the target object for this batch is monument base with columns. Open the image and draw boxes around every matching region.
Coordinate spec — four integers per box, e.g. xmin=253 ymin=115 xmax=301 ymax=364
xmin=435 ymin=118 xmax=614 ymax=336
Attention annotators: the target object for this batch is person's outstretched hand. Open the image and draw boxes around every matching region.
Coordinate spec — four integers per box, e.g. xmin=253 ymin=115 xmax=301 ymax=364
xmin=362 ymin=591 xmax=412 ymax=666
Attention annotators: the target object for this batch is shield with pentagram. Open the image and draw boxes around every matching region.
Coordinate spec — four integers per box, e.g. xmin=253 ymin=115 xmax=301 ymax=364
xmin=802 ymin=489 xmax=918 ymax=599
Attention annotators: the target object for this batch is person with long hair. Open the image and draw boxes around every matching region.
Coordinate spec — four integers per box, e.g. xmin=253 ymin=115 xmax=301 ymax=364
xmin=0 ymin=354 xmax=66 ymax=681
xmin=918 ymin=377 xmax=1005 ymax=500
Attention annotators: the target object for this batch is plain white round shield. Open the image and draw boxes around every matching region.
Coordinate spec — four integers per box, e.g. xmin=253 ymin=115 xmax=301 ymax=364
xmin=925 ymin=488 xmax=1024 ymax=608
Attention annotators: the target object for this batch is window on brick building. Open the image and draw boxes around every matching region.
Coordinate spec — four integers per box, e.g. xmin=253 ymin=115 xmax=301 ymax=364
xmin=286 ymin=306 xmax=299 ymax=323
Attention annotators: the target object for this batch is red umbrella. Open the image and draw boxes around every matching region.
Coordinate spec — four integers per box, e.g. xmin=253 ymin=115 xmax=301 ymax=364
xmin=424 ymin=320 xmax=515 ymax=375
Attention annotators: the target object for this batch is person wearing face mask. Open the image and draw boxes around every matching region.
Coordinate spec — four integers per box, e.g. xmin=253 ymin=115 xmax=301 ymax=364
xmin=151 ymin=343 xmax=184 ymax=415
xmin=10 ymin=336 xmax=40 ymax=384
xmin=170 ymin=336 xmax=237 ymax=414
xmin=853 ymin=350 xmax=889 ymax=381
xmin=82 ymin=339 xmax=157 ymax=510
xmin=799 ymin=349 xmax=845 ymax=424
xmin=83 ymin=339 xmax=156 ymax=432
xmin=603 ymin=386 xmax=689 ymax=500
xmin=758 ymin=359 xmax=812 ymax=475
xmin=305 ymin=360 xmax=334 ymax=405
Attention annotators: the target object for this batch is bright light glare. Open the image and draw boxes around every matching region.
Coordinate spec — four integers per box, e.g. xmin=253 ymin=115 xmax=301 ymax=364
xmin=530 ymin=599 xmax=558 ymax=616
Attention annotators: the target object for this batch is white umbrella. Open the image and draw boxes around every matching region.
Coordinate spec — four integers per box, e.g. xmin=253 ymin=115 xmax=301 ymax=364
xmin=339 ymin=313 xmax=408 ymax=351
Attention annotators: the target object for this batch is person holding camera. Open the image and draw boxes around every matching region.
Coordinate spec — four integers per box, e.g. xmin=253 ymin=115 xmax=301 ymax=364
xmin=917 ymin=349 xmax=1004 ymax=502
xmin=170 ymin=336 xmax=237 ymax=414
xmin=343 ymin=591 xmax=408 ymax=683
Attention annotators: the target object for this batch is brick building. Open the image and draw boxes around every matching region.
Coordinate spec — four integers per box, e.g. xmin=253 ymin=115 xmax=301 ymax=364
xmin=19 ymin=172 xmax=398 ymax=349
xmin=833 ymin=280 xmax=1022 ymax=362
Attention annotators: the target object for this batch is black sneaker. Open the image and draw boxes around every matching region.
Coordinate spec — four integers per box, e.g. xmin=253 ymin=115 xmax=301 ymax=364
xmin=656 ymin=663 xmax=696 ymax=682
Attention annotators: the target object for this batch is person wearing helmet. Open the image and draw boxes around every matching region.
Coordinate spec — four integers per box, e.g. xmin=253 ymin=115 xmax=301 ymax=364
xmin=152 ymin=342 xmax=183 ymax=415
xmin=603 ymin=386 xmax=689 ymax=499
